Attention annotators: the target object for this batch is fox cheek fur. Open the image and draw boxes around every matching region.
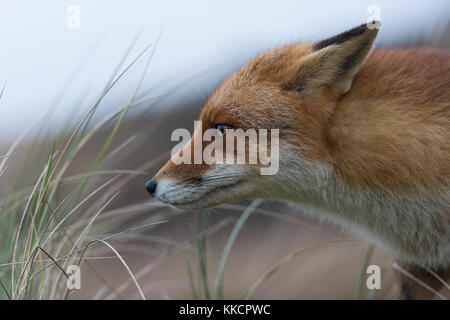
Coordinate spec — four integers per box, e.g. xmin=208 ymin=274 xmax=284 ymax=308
xmin=147 ymin=23 xmax=450 ymax=298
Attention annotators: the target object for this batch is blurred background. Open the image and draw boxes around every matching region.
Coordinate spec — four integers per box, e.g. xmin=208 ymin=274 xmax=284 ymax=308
xmin=0 ymin=0 xmax=448 ymax=299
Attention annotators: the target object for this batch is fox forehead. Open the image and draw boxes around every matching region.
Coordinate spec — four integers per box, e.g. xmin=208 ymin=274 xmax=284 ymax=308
xmin=199 ymin=43 xmax=314 ymax=128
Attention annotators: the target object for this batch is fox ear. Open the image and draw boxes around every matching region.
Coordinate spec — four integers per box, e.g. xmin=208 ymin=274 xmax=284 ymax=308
xmin=283 ymin=23 xmax=379 ymax=96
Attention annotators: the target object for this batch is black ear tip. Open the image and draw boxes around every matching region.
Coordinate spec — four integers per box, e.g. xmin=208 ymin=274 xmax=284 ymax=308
xmin=313 ymin=22 xmax=380 ymax=51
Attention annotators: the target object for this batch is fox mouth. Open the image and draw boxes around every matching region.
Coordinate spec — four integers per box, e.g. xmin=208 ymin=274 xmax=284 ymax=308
xmin=159 ymin=180 xmax=243 ymax=209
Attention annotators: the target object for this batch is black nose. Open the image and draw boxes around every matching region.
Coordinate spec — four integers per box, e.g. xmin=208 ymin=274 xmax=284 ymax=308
xmin=145 ymin=178 xmax=157 ymax=196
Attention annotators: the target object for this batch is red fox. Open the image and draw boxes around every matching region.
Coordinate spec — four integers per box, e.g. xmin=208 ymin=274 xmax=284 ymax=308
xmin=146 ymin=24 xmax=450 ymax=299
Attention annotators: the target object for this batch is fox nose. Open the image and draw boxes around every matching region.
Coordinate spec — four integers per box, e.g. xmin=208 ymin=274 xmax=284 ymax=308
xmin=145 ymin=178 xmax=157 ymax=196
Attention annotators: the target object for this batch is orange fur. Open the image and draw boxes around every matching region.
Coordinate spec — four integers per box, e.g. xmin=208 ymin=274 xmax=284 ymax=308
xmin=330 ymin=48 xmax=450 ymax=193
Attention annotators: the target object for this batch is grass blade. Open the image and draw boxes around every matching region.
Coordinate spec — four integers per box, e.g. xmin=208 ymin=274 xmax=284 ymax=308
xmin=213 ymin=199 xmax=262 ymax=300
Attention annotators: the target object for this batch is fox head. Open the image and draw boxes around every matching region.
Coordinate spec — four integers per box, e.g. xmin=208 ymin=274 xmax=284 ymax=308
xmin=146 ymin=23 xmax=379 ymax=210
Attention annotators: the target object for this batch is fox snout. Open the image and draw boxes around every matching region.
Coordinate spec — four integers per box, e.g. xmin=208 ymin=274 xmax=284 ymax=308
xmin=146 ymin=113 xmax=280 ymax=209
xmin=145 ymin=178 xmax=157 ymax=196
xmin=144 ymin=159 xmax=258 ymax=211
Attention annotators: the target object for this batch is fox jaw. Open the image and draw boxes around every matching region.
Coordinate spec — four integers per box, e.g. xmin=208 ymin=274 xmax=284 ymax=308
xmin=147 ymin=24 xmax=450 ymax=270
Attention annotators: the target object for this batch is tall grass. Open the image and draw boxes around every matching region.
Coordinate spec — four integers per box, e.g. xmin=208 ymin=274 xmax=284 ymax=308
xmin=189 ymin=204 xmax=394 ymax=300
xmin=0 ymin=35 xmax=165 ymax=299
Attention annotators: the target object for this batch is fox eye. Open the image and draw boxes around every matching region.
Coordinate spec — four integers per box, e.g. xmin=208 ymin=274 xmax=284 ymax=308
xmin=214 ymin=123 xmax=233 ymax=137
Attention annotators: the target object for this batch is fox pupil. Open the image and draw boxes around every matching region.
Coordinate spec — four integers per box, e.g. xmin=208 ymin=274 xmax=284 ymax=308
xmin=214 ymin=123 xmax=233 ymax=137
